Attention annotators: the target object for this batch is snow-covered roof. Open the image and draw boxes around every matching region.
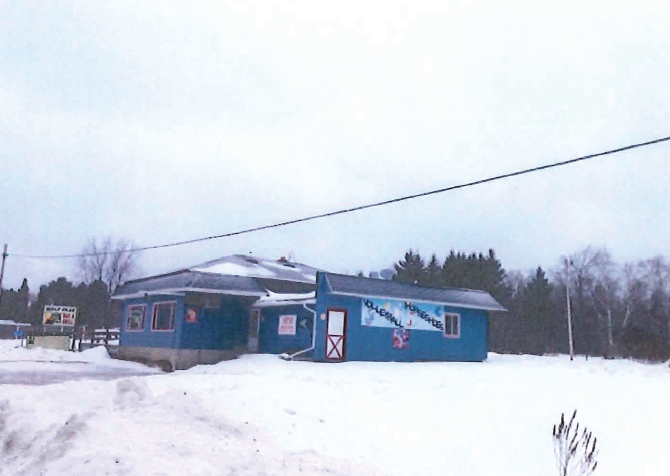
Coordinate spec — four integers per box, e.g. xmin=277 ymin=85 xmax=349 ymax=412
xmin=253 ymin=291 xmax=316 ymax=308
xmin=190 ymin=254 xmax=322 ymax=284
xmin=113 ymin=255 xmax=323 ymax=299
xmin=322 ymin=273 xmax=507 ymax=312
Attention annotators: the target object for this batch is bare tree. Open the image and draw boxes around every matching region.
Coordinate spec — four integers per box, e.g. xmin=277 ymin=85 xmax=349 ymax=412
xmin=589 ymin=249 xmax=619 ymax=349
xmin=77 ymin=237 xmax=140 ymax=296
xmin=505 ymin=269 xmax=527 ymax=300
xmin=553 ymin=410 xmax=599 ymax=476
xmin=621 ymin=262 xmax=646 ymax=329
xmin=559 ymin=247 xmax=622 ymax=355
xmin=640 ymin=256 xmax=670 ymax=349
xmin=556 ymin=247 xmax=601 ymax=356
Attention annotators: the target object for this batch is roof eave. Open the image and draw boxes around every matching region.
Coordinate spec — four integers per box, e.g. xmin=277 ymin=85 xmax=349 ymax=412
xmin=253 ymin=299 xmax=317 ymax=308
xmin=112 ymin=288 xmax=265 ymax=300
xmin=327 ymin=290 xmax=507 ymax=312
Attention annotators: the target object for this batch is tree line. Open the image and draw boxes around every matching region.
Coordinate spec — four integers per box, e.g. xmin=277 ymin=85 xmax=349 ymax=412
xmin=0 ymin=237 xmax=138 ymax=330
xmin=392 ymin=247 xmax=670 ymax=361
xmin=0 ymin=277 xmax=111 ymax=328
xmin=2 ymin=236 xmax=668 ymax=361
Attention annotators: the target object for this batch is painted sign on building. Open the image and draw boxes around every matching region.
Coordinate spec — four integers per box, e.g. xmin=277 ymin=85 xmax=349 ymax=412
xmin=186 ymin=308 xmax=198 ymax=323
xmin=43 ymin=305 xmax=77 ymax=326
xmin=392 ymin=328 xmax=410 ymax=349
xmin=277 ymin=315 xmax=297 ymax=335
xmin=362 ymin=298 xmax=446 ymax=332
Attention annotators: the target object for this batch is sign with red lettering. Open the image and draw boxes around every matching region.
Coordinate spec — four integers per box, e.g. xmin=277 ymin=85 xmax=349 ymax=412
xmin=278 ymin=315 xmax=297 ymax=335
xmin=43 ymin=305 xmax=77 ymax=326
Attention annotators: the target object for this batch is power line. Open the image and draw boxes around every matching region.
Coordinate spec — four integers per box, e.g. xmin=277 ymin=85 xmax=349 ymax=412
xmin=11 ymin=135 xmax=670 ymax=260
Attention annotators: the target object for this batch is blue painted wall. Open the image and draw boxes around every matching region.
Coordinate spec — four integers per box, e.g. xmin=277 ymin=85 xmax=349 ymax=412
xmin=179 ymin=307 xmax=227 ymax=350
xmin=257 ymin=304 xmax=314 ymax=355
xmin=119 ymin=295 xmax=253 ymax=351
xmin=313 ymin=275 xmax=489 ymax=362
xmin=119 ymin=296 xmax=183 ymax=349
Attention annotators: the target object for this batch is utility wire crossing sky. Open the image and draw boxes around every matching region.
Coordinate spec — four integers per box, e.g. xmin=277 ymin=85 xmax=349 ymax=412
xmin=8 ymin=134 xmax=670 ymax=260
xmin=2 ymin=1 xmax=669 ymax=288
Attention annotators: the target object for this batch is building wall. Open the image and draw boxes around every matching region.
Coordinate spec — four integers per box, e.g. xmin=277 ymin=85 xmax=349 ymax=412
xmin=119 ymin=294 xmax=254 ymax=353
xmin=178 ymin=296 xmax=252 ymax=351
xmin=117 ymin=345 xmax=241 ymax=371
xmin=314 ymin=281 xmax=489 ymax=362
xmin=256 ymin=304 xmax=314 ymax=355
xmin=119 ymin=296 xmax=183 ymax=349
xmin=179 ymin=306 xmax=228 ymax=350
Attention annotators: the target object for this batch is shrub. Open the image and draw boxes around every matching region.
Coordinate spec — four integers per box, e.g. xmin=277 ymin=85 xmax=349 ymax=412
xmin=552 ymin=410 xmax=599 ymax=476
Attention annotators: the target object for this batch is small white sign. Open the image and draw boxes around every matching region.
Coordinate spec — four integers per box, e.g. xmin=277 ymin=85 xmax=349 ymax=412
xmin=278 ymin=315 xmax=297 ymax=335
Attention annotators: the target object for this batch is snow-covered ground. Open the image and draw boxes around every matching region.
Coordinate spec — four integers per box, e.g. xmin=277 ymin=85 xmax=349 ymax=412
xmin=1 ymin=341 xmax=669 ymax=476
xmin=0 ymin=340 xmax=160 ymax=385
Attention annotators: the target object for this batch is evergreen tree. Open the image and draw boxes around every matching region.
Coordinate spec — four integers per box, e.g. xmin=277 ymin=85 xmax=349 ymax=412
xmin=0 ymin=288 xmax=19 ymax=321
xmin=0 ymin=279 xmax=30 ymax=323
xmin=30 ymin=277 xmax=77 ymax=326
xmin=519 ymin=267 xmax=553 ymax=354
xmin=393 ymin=250 xmax=426 ymax=285
xmin=17 ymin=278 xmax=30 ymax=323
xmin=425 ymin=254 xmax=441 ymax=287
xmin=441 ymin=249 xmax=509 ymax=300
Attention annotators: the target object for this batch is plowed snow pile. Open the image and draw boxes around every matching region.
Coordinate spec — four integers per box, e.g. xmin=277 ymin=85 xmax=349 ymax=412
xmin=1 ymin=344 xmax=669 ymax=475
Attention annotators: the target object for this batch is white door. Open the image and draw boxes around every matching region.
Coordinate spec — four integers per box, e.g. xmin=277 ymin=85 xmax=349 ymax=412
xmin=325 ymin=309 xmax=347 ymax=360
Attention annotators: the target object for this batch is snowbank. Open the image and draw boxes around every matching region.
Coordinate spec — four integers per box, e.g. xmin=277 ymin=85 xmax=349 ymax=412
xmin=1 ymin=352 xmax=669 ymax=475
xmin=0 ymin=340 xmax=159 ymax=373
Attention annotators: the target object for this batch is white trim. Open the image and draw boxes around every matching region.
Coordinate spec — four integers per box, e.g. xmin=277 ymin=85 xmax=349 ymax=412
xmin=254 ymin=299 xmax=316 ymax=308
xmin=151 ymin=301 xmax=177 ymax=332
xmin=328 ymin=291 xmax=506 ymax=312
xmin=125 ymin=304 xmax=147 ymax=332
xmin=284 ymin=303 xmax=317 ymax=360
xmin=112 ymin=288 xmax=265 ymax=300
xmin=443 ymin=312 xmax=461 ymax=338
xmin=184 ymin=288 xmax=265 ymax=297
xmin=194 ymin=270 xmax=316 ymax=285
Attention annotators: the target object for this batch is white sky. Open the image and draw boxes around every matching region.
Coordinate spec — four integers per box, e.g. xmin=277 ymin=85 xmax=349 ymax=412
xmin=1 ymin=0 xmax=669 ymax=289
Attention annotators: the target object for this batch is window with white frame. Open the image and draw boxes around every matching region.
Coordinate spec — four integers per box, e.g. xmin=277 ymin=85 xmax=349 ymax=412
xmin=444 ymin=312 xmax=460 ymax=338
xmin=126 ymin=304 xmax=146 ymax=331
xmin=152 ymin=302 xmax=176 ymax=331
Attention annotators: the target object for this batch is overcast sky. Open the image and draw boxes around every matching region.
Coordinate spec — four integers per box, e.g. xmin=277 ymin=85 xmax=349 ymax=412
xmin=1 ymin=0 xmax=669 ymax=290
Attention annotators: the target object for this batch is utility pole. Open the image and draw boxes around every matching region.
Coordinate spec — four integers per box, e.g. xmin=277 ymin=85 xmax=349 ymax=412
xmin=0 ymin=244 xmax=7 ymax=306
xmin=565 ymin=257 xmax=574 ymax=361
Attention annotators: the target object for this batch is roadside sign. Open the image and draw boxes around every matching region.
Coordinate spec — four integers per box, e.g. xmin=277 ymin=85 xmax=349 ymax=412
xmin=43 ymin=305 xmax=77 ymax=326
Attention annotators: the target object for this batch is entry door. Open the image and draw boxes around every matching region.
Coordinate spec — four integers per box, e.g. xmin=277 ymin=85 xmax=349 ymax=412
xmin=325 ymin=309 xmax=347 ymax=360
xmin=248 ymin=309 xmax=260 ymax=352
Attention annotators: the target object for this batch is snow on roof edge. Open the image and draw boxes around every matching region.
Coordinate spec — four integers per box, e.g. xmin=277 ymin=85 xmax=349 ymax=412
xmin=253 ymin=290 xmax=316 ymax=307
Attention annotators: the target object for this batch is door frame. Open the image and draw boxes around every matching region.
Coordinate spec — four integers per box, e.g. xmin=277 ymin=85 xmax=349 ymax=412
xmin=325 ymin=307 xmax=348 ymax=361
xmin=248 ymin=308 xmax=261 ymax=352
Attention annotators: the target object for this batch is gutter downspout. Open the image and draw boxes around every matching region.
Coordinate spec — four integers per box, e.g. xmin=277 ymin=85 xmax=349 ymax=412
xmin=283 ymin=303 xmax=316 ymax=361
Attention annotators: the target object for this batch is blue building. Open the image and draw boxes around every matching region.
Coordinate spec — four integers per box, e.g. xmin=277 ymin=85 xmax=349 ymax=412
xmin=307 ymin=272 xmax=506 ymax=362
xmin=112 ymin=255 xmax=321 ymax=370
xmin=114 ymin=256 xmax=506 ymax=369
xmin=250 ymin=292 xmax=316 ymax=357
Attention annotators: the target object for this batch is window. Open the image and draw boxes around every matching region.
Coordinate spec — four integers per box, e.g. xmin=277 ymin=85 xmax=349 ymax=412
xmin=444 ymin=312 xmax=460 ymax=338
xmin=126 ymin=305 xmax=146 ymax=331
xmin=152 ymin=302 xmax=176 ymax=331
